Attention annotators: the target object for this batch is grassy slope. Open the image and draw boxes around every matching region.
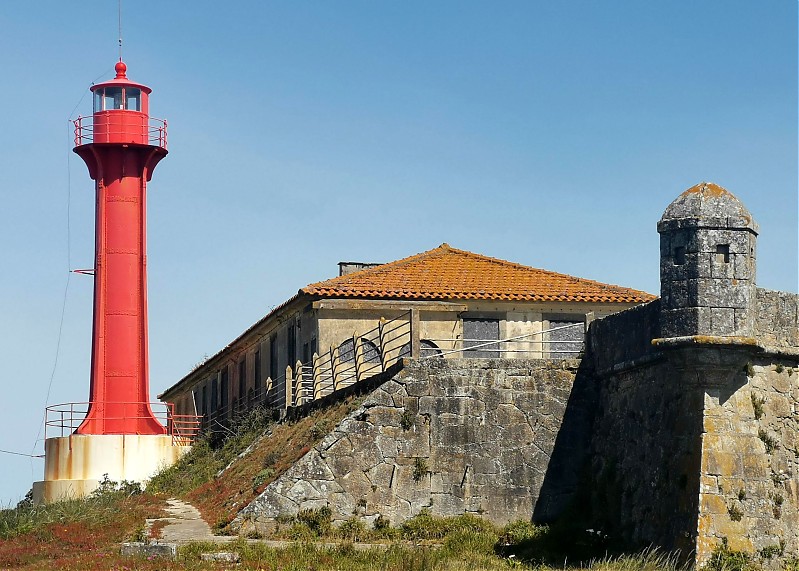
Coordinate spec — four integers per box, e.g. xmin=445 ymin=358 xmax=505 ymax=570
xmin=0 ymin=490 xmax=165 ymax=570
xmin=5 ymin=393 xmax=798 ymax=570
xmin=148 ymin=395 xmax=364 ymax=532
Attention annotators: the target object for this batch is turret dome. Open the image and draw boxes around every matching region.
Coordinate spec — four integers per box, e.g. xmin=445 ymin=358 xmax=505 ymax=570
xmin=658 ymin=182 xmax=758 ymax=234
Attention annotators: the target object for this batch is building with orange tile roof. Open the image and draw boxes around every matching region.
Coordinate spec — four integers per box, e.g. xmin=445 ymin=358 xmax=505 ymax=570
xmin=160 ymin=244 xmax=654 ymax=423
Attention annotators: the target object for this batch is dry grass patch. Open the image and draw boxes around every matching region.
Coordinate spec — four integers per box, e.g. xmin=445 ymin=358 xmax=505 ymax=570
xmin=148 ymin=396 xmax=363 ymax=533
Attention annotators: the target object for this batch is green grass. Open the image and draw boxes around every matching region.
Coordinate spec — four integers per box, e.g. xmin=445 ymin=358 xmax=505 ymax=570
xmin=0 ymin=481 xmax=165 ymax=570
xmin=172 ymin=537 xmax=693 ymax=571
xmin=147 ymin=407 xmax=274 ymax=496
xmin=0 ymin=477 xmax=145 ymax=541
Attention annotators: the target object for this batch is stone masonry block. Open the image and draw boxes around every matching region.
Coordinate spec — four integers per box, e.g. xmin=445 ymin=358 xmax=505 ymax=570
xmin=710 ymin=253 xmax=735 ymax=279
xmin=695 ymin=279 xmax=750 ymax=309
xmin=661 ymin=308 xmax=699 ymax=337
xmin=710 ymin=308 xmax=735 ymax=335
xmin=767 ymin=394 xmax=792 ymax=418
xmin=704 ymin=450 xmax=738 ymax=476
xmin=741 ymin=454 xmax=769 ymax=478
xmin=732 ymin=255 xmax=752 ymax=280
xmin=769 ymin=370 xmax=792 ymax=394
xmin=702 ymin=493 xmax=728 ymax=515
xmin=733 ymin=309 xmax=753 ymax=336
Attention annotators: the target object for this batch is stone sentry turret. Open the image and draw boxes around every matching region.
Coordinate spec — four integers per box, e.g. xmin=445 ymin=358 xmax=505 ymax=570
xmin=657 ymin=182 xmax=759 ymax=338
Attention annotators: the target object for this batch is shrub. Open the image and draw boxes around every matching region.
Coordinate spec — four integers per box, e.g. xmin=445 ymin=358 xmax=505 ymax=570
xmin=704 ymin=539 xmax=757 ymax=571
xmin=498 ymin=520 xmax=547 ymax=545
xmin=296 ymin=506 xmax=333 ymax=537
xmin=751 ymin=394 xmax=765 ymax=420
xmin=728 ymin=504 xmax=744 ymax=522
xmin=401 ymin=509 xmax=447 ymax=540
xmin=759 ymin=541 xmax=784 ymax=559
xmin=308 ymin=420 xmax=331 ymax=441
xmin=400 ymin=510 xmax=496 ymax=542
xmin=253 ymin=467 xmax=275 ymax=490
xmin=400 ymin=409 xmax=415 ymax=431
xmin=758 ymin=429 xmax=777 ymax=454
xmin=373 ymin=514 xmax=390 ymax=530
xmin=338 ymin=517 xmax=367 ymax=541
xmin=412 ymin=457 xmax=429 ymax=482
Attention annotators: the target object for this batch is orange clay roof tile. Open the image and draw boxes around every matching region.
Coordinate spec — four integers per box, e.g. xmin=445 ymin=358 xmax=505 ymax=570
xmin=302 ymin=244 xmax=655 ymax=304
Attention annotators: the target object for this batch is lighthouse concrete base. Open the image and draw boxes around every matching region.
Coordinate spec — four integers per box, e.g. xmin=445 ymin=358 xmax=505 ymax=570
xmin=32 ymin=434 xmax=190 ymax=504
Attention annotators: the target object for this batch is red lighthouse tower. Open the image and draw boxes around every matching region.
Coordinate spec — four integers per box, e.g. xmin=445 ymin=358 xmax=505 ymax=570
xmin=34 ymin=60 xmax=196 ymax=504
xmin=73 ymin=60 xmax=167 ymax=435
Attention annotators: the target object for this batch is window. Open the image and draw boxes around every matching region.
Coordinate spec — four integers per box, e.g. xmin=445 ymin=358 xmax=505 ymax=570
xmin=125 ymin=88 xmax=141 ymax=111
xmin=338 ymin=338 xmax=381 ymax=363
xmin=287 ymin=323 xmax=297 ymax=366
xmin=210 ymin=378 xmax=218 ymax=413
xmin=544 ymin=317 xmax=584 ymax=358
xmin=674 ymin=246 xmax=686 ymax=265
xmin=269 ymin=334 xmax=278 ymax=380
xmin=254 ymin=349 xmax=261 ymax=390
xmin=463 ymin=318 xmax=500 ymax=358
xmin=716 ymin=244 xmax=730 ymax=263
xmin=238 ymin=359 xmax=246 ymax=398
xmin=220 ymin=368 xmax=229 ymax=409
xmin=103 ymin=87 xmax=124 ymax=110
xmin=93 ymin=86 xmax=141 ymax=111
xmin=421 ymin=339 xmax=443 ymax=358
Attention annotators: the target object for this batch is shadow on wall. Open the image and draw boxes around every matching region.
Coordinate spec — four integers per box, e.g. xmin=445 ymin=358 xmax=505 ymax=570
xmin=532 ymin=357 xmax=598 ymax=524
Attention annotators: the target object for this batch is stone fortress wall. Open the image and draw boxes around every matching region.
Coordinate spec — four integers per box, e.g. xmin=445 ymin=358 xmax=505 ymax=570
xmin=586 ymin=288 xmax=799 ymax=564
xmin=233 ymin=184 xmax=798 ymax=566
xmin=235 ymin=358 xmax=591 ymax=529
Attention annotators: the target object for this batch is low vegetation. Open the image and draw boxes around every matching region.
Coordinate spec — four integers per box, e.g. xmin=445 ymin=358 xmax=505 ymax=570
xmin=148 ymin=396 xmax=364 ymax=532
xmin=0 ymin=479 xmax=164 ymax=570
xmin=6 ymin=402 xmax=798 ymax=570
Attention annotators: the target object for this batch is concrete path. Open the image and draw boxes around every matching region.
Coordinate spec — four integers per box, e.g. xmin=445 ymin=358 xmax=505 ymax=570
xmin=148 ymin=498 xmax=235 ymax=545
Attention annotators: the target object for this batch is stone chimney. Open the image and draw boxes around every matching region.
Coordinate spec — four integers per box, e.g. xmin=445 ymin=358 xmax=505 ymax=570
xmin=338 ymin=262 xmax=382 ymax=276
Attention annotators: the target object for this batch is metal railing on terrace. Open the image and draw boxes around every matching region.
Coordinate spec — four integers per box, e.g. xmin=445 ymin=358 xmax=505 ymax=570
xmin=201 ymin=311 xmax=413 ymax=432
xmin=44 ymin=401 xmax=201 ymax=445
xmin=73 ymin=115 xmax=168 ymax=148
xmin=197 ymin=317 xmax=587 ymax=433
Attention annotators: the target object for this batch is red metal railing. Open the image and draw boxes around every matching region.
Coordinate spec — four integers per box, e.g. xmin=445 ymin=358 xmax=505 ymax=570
xmin=44 ymin=401 xmax=201 ymax=445
xmin=73 ymin=115 xmax=168 ymax=149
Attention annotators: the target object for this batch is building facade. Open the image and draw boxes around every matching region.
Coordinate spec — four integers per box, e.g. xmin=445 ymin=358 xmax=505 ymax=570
xmin=159 ymin=244 xmax=653 ymax=425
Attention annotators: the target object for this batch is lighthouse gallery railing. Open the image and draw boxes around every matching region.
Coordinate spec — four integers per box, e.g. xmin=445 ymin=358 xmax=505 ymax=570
xmin=73 ymin=115 xmax=168 ymax=149
xmin=44 ymin=401 xmax=201 ymax=445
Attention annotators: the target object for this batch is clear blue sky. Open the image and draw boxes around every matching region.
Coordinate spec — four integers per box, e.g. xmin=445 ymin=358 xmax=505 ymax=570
xmin=0 ymin=1 xmax=795 ymax=504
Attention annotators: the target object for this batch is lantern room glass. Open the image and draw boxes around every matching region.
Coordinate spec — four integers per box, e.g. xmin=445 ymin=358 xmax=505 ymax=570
xmin=126 ymin=88 xmax=141 ymax=111
xmin=93 ymin=87 xmax=141 ymax=111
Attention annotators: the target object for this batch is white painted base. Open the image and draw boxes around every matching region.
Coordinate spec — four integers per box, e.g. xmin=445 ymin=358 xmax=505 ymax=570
xmin=32 ymin=434 xmax=190 ymax=504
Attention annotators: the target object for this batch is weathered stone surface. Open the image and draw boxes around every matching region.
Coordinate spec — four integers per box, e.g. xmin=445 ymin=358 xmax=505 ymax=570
xmin=233 ymin=359 xmax=585 ymax=528
xmin=229 ymin=182 xmax=797 ymax=570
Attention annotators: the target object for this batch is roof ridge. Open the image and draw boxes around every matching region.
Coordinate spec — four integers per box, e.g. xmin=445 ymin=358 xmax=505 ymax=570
xmin=438 ymin=245 xmax=651 ymax=297
xmin=302 ymin=243 xmax=655 ymax=302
